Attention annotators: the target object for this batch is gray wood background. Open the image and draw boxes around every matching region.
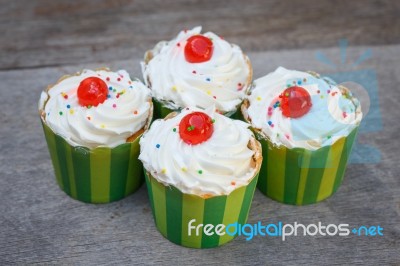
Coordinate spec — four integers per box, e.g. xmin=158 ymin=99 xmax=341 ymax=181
xmin=1 ymin=0 xmax=399 ymax=265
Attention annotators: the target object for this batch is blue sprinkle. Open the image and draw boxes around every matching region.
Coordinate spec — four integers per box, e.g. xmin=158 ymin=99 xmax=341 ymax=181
xmin=129 ymin=86 xmax=133 ymax=88
xmin=109 ymin=86 xmax=113 ymax=90
xmin=66 ymin=104 xmax=71 ymax=109
xmin=268 ymin=121 xmax=272 ymax=125
xmin=107 ymin=94 xmax=111 ymax=98
xmin=206 ymin=78 xmax=211 ymax=82
xmin=156 ymin=144 xmax=160 ymax=149
xmin=297 ymin=80 xmax=302 ymax=85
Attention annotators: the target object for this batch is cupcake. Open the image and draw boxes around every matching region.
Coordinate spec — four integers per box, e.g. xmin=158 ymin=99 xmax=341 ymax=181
xmin=242 ymin=67 xmax=362 ymax=205
xmin=142 ymin=26 xmax=252 ymax=118
xmin=139 ymin=107 xmax=262 ymax=248
xmin=39 ymin=68 xmax=153 ymax=203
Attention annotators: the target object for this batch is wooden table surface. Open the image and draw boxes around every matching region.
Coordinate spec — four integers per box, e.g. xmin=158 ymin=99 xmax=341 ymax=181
xmin=1 ymin=0 xmax=399 ymax=265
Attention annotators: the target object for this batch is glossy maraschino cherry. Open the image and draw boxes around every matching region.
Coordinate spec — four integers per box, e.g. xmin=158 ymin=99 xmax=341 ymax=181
xmin=280 ymin=86 xmax=312 ymax=118
xmin=179 ymin=112 xmax=214 ymax=145
xmin=184 ymin=35 xmax=214 ymax=63
xmin=77 ymin=77 xmax=108 ymax=107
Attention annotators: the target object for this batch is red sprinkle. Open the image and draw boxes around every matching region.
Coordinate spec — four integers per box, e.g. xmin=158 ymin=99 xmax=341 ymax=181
xmin=192 ymin=70 xmax=197 ymax=74
xmin=134 ymin=110 xmax=138 ymax=115
xmin=231 ymin=181 xmax=236 ymax=186
xmin=106 ymin=77 xmax=110 ymax=81
xmin=117 ymin=78 xmax=121 ymax=82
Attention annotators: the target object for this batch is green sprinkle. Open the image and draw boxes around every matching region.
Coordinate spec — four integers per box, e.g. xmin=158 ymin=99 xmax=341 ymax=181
xmin=87 ymin=105 xmax=92 ymax=109
xmin=59 ymin=111 xmax=63 ymax=115
xmin=327 ymin=135 xmax=332 ymax=139
xmin=212 ymin=119 xmax=215 ymax=123
xmin=198 ymin=170 xmax=203 ymax=174
xmin=173 ymin=128 xmax=176 ymax=132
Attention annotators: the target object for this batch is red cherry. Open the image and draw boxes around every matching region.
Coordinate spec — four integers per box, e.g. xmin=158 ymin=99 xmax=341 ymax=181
xmin=184 ymin=35 xmax=213 ymax=63
xmin=179 ymin=112 xmax=214 ymax=145
xmin=280 ymin=86 xmax=312 ymax=118
xmin=77 ymin=77 xmax=108 ymax=107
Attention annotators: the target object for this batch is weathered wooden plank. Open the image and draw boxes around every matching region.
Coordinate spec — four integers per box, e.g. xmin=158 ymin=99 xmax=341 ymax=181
xmin=0 ymin=0 xmax=399 ymax=70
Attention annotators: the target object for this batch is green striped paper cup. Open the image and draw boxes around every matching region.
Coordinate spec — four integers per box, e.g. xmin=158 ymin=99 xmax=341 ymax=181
xmin=152 ymin=99 xmax=242 ymax=120
xmin=40 ymin=120 xmax=146 ymax=204
xmin=255 ymin=128 xmax=358 ymax=205
xmin=144 ymin=171 xmax=259 ymax=248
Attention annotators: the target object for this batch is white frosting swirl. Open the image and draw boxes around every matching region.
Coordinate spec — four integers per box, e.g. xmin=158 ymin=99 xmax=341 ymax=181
xmin=40 ymin=69 xmax=152 ymax=149
xmin=139 ymin=107 xmax=258 ymax=196
xmin=142 ymin=26 xmax=251 ymax=115
xmin=246 ymin=67 xmax=362 ymax=150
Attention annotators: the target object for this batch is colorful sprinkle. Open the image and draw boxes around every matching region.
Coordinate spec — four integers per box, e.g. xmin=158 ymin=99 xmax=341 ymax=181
xmin=268 ymin=121 xmax=272 ymax=125
xmin=212 ymin=119 xmax=215 ymax=123
xmin=192 ymin=70 xmax=196 ymax=74
xmin=181 ymin=167 xmax=187 ymax=172
xmin=66 ymin=104 xmax=71 ymax=109
xmin=107 ymin=94 xmax=111 ymax=98
xmin=213 ymin=96 xmax=217 ymax=99
xmin=327 ymin=135 xmax=332 ymax=139
xmin=171 ymin=86 xmax=177 ymax=92
xmin=133 ymin=110 xmax=138 ymax=115
xmin=256 ymin=96 xmax=262 ymax=101
xmin=198 ymin=170 xmax=203 ymax=174
xmin=112 ymin=104 xmax=117 ymax=108
xmin=156 ymin=144 xmax=160 ymax=149
xmin=59 ymin=111 xmax=63 ymax=115
xmin=327 ymin=90 xmax=331 ymax=93
xmin=231 ymin=181 xmax=236 ymax=186
xmin=285 ymin=134 xmax=290 ymax=139
xmin=161 ymin=168 xmax=166 ymax=174
xmin=87 ymin=116 xmax=91 ymax=120
xmin=101 ymin=124 xmax=105 ymax=128
xmin=109 ymin=86 xmax=113 ymax=91
xmin=117 ymin=78 xmax=121 ymax=82
xmin=206 ymin=78 xmax=211 ymax=82
xmin=177 ymin=43 xmax=181 ymax=47
xmin=173 ymin=128 xmax=177 ymax=132
xmin=317 ymin=90 xmax=320 ymax=94
xmin=106 ymin=77 xmax=110 ymax=81
xmin=297 ymin=80 xmax=302 ymax=85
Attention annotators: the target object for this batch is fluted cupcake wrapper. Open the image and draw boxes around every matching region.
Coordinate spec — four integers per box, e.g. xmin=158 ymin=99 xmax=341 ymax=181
xmin=256 ymin=127 xmax=358 ymax=205
xmin=41 ymin=121 xmax=144 ymax=203
xmin=144 ymin=171 xmax=259 ymax=248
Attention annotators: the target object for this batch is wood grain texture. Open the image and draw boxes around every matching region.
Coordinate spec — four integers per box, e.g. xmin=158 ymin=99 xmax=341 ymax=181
xmin=1 ymin=0 xmax=400 ymax=70
xmin=1 ymin=0 xmax=400 ymax=264
xmin=0 ymin=44 xmax=399 ymax=264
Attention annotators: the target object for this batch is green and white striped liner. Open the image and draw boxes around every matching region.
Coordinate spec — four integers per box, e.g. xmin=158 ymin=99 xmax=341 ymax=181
xmin=256 ymin=127 xmax=358 ymax=205
xmin=41 ymin=121 xmax=144 ymax=203
xmin=152 ymin=99 xmax=242 ymax=120
xmin=145 ymin=171 xmax=259 ymax=248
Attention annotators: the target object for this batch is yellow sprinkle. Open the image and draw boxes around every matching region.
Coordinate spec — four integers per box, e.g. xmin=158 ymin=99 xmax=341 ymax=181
xmin=100 ymin=124 xmax=105 ymax=128
xmin=320 ymin=95 xmax=324 ymax=99
xmin=171 ymin=86 xmax=177 ymax=91
xmin=207 ymin=90 xmax=211 ymax=95
xmin=122 ymin=89 xmax=126 ymax=94
xmin=257 ymin=96 xmax=262 ymax=101
xmin=181 ymin=167 xmax=187 ymax=172
xmin=161 ymin=168 xmax=166 ymax=174
xmin=69 ymin=109 xmax=74 ymax=115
